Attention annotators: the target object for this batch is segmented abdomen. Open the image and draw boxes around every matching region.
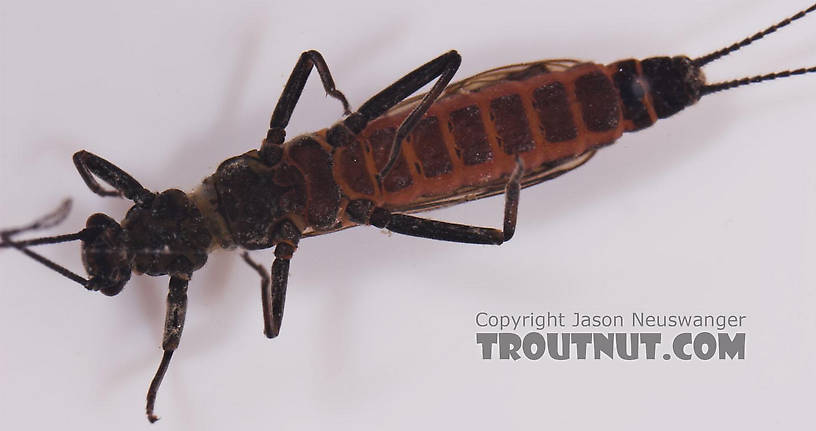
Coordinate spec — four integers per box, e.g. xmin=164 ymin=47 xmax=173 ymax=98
xmin=332 ymin=61 xmax=654 ymax=211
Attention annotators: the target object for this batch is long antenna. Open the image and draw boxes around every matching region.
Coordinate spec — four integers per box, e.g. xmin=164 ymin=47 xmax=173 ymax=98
xmin=694 ymin=3 xmax=816 ymax=67
xmin=0 ymin=199 xmax=93 ymax=287
xmin=689 ymin=2 xmax=816 ymax=96
xmin=701 ymin=65 xmax=816 ymax=96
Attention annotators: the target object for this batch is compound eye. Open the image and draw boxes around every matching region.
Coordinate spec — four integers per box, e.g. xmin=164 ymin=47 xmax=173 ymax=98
xmin=87 ymin=276 xmax=128 ymax=296
xmin=81 ymin=213 xmax=132 ymax=296
xmin=86 ymin=213 xmax=118 ymax=229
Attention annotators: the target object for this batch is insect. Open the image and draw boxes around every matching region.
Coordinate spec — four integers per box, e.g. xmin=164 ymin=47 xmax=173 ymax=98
xmin=1 ymin=2 xmax=814 ymax=424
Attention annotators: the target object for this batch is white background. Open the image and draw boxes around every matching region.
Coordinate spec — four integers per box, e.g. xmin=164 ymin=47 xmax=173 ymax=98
xmin=1 ymin=0 xmax=815 ymax=429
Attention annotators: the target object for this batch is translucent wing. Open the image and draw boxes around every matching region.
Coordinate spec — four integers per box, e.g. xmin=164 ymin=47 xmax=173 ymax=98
xmin=385 ymin=59 xmax=583 ymax=116
xmin=303 ymin=151 xmax=597 ymax=238
xmin=443 ymin=59 xmax=582 ymax=94
xmin=397 ymin=150 xmax=596 ymax=214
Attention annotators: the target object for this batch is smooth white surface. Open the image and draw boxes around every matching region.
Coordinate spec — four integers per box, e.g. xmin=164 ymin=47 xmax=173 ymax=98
xmin=1 ymin=0 xmax=815 ymax=428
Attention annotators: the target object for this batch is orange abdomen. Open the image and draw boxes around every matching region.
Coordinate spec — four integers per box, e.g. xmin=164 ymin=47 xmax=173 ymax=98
xmin=332 ymin=61 xmax=652 ymax=211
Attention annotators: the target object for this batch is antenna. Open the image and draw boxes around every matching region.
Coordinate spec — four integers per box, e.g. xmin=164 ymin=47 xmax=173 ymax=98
xmin=0 ymin=199 xmax=93 ymax=287
xmin=692 ymin=2 xmax=816 ymax=96
xmin=701 ymin=65 xmax=816 ymax=96
xmin=694 ymin=3 xmax=816 ymax=67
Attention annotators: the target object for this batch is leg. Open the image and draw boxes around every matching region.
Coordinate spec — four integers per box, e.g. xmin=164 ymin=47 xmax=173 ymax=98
xmin=260 ymin=50 xmax=351 ymax=164
xmin=372 ymin=211 xmax=504 ymax=244
xmin=241 ymin=252 xmax=272 ymax=336
xmin=267 ymin=242 xmax=294 ymax=337
xmin=340 ymin=50 xmax=461 ymax=179
xmin=73 ymin=150 xmax=154 ymax=206
xmin=146 ymin=274 xmax=189 ymax=423
xmin=502 ymin=160 xmax=523 ymax=242
xmin=240 ymin=221 xmax=300 ymax=338
xmin=241 ymin=249 xmax=289 ymax=338
xmin=347 ymin=161 xmax=523 ymax=244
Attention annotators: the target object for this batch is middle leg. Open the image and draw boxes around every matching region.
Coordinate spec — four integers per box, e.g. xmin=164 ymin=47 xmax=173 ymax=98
xmin=260 ymin=50 xmax=351 ymax=164
xmin=241 ymin=220 xmax=301 ymax=339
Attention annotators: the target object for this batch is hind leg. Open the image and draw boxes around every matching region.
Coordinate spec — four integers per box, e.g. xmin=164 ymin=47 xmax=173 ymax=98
xmin=347 ymin=161 xmax=524 ymax=244
xmin=326 ymin=50 xmax=462 ymax=179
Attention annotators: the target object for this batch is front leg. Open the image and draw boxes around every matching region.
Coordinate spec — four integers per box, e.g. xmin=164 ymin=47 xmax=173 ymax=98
xmin=146 ymin=274 xmax=189 ymax=423
xmin=260 ymin=50 xmax=351 ymax=164
xmin=73 ymin=150 xmax=154 ymax=206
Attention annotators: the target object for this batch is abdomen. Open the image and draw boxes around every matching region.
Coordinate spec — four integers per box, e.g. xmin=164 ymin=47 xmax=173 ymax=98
xmin=332 ymin=61 xmax=631 ymax=212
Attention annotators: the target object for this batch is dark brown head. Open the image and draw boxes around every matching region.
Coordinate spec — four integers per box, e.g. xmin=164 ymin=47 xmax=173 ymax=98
xmin=664 ymin=4 xmax=816 ymax=110
xmin=608 ymin=55 xmax=705 ymax=132
xmin=639 ymin=56 xmax=705 ymax=119
xmin=81 ymin=213 xmax=132 ymax=296
xmin=79 ymin=189 xmax=212 ymax=295
xmin=611 ymin=4 xmax=816 ymax=132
